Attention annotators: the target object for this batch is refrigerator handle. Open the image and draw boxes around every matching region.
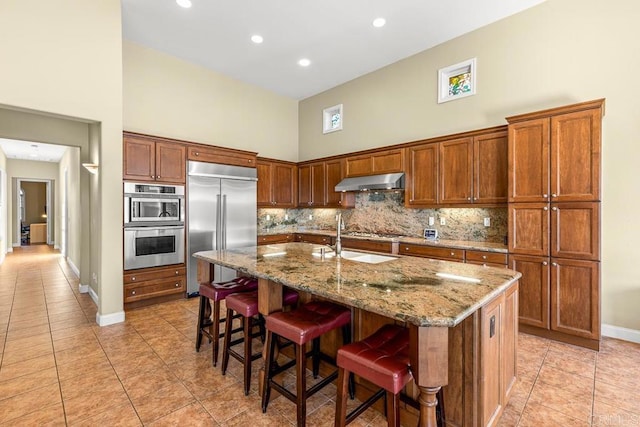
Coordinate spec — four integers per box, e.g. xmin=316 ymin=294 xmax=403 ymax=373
xmin=216 ymin=194 xmax=221 ymax=250
xmin=222 ymin=194 xmax=227 ymax=249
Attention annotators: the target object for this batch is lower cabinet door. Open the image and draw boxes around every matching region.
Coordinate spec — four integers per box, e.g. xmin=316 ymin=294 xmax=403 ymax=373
xmin=550 ymin=258 xmax=600 ymax=340
xmin=509 ymin=255 xmax=550 ymax=329
xmin=124 ymin=277 xmax=185 ymax=303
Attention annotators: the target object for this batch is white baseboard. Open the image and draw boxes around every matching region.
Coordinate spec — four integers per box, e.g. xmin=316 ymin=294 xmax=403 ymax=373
xmin=6 ymin=247 xmax=12 ymax=253
xmin=88 ymin=286 xmax=99 ymax=305
xmin=54 ymin=244 xmax=60 ymax=250
xmin=96 ymin=310 xmax=125 ymax=327
xmin=602 ymin=324 xmax=640 ymax=344
xmin=78 ymin=284 xmax=89 ymax=293
xmin=68 ymin=259 xmax=80 ymax=277
xmin=12 ymin=243 xmax=19 ymax=247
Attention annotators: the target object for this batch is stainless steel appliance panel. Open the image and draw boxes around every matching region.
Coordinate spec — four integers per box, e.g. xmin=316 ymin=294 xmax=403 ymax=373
xmin=124 ymin=225 xmax=185 ymax=270
xmin=186 ymin=161 xmax=257 ymax=296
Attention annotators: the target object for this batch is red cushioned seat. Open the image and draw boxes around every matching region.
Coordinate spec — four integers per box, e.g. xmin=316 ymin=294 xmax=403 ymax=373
xmin=262 ymin=300 xmax=353 ymax=427
xmin=265 ymin=300 xmax=351 ymax=345
xmin=221 ymin=288 xmax=299 ymax=395
xmin=195 ymin=276 xmax=258 ymax=367
xmin=337 ymin=324 xmax=410 ymax=395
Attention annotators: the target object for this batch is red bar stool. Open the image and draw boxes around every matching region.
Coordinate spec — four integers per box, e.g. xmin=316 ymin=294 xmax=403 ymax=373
xmin=195 ymin=277 xmax=258 ymax=367
xmin=261 ymin=300 xmax=352 ymax=427
xmin=221 ymin=288 xmax=300 ymax=395
xmin=334 ymin=324 xmax=445 ymax=427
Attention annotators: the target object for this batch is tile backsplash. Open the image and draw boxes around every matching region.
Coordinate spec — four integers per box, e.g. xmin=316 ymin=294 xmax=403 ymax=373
xmin=258 ymin=191 xmax=507 ymax=243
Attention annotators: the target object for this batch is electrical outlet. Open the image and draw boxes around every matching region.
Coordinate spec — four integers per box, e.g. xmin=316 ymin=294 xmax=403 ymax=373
xmin=484 ymin=217 xmax=491 ymax=227
xmin=285 ymin=214 xmax=289 ymax=221
xmin=428 ymin=216 xmax=435 ymax=226
xmin=440 ymin=217 xmax=446 ymax=226
xmin=266 ymin=214 xmax=271 ymax=221
xmin=309 ymin=214 xmax=313 ymax=220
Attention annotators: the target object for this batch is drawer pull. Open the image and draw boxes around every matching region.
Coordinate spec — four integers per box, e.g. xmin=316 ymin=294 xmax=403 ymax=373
xmin=131 ymin=290 xmax=136 ymax=295
xmin=175 ymin=270 xmax=179 ymax=275
xmin=482 ymin=255 xmax=487 ymax=259
xmin=131 ymin=277 xmax=136 ymax=281
xmin=175 ymin=283 xmax=180 ymax=287
xmin=542 ymin=261 xmax=548 ymax=266
xmin=450 ymin=252 xmax=455 ymax=256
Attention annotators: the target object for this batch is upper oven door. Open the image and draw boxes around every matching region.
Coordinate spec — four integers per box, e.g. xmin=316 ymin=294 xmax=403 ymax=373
xmin=124 ymin=226 xmax=185 ymax=270
xmin=129 ymin=197 xmax=182 ymax=223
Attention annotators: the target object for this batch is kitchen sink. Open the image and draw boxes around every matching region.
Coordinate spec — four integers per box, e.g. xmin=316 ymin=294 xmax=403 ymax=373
xmin=338 ymin=250 xmax=397 ymax=264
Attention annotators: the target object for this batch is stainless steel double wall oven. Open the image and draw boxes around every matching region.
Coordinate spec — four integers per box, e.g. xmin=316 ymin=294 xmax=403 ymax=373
xmin=123 ymin=182 xmax=185 ymax=270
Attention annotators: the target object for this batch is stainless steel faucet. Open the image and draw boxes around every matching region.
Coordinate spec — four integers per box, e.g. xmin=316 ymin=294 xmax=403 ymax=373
xmin=335 ymin=212 xmax=344 ymax=255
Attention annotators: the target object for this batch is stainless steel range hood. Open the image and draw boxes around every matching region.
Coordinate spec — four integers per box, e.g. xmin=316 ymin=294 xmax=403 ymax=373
xmin=334 ymin=173 xmax=404 ymax=192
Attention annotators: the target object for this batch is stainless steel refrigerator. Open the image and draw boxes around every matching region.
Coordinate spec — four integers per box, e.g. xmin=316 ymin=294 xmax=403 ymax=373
xmin=186 ymin=161 xmax=257 ymax=296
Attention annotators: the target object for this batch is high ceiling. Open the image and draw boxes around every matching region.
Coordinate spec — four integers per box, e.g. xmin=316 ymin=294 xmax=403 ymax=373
xmin=122 ymin=0 xmax=546 ymax=100
xmin=0 ymin=139 xmax=67 ymax=163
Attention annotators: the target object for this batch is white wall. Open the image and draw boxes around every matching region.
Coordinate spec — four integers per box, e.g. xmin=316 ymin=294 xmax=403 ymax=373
xmin=299 ymin=0 xmax=640 ymax=331
xmin=123 ymin=41 xmax=299 ymax=161
xmin=58 ymin=147 xmax=82 ymax=280
xmin=0 ymin=0 xmax=123 ymax=322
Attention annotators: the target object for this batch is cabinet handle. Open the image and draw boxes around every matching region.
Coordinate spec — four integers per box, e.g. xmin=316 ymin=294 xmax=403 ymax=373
xmin=157 ymin=176 xmax=161 ymax=179
xmin=467 ymin=197 xmax=471 ymax=201
xmin=551 ymin=207 xmax=558 ymax=211
xmin=543 ymin=206 xmax=548 ymax=211
xmin=551 ymin=262 xmax=558 ymax=267
xmin=409 ymin=199 xmax=413 ymax=202
xmin=405 ymin=247 xmax=409 ymax=251
xmin=151 ymin=175 xmax=155 ymax=179
xmin=195 ymin=152 xmax=199 ymax=156
xmin=175 ymin=283 xmax=179 ymax=287
xmin=338 ymin=201 xmax=342 ymax=205
xmin=131 ymin=277 xmax=136 ymax=281
xmin=543 ymin=194 xmax=548 ymax=198
xmin=542 ymin=261 xmax=548 ymax=266
xmin=450 ymin=252 xmax=455 ymax=256
xmin=482 ymin=255 xmax=487 ymax=259
xmin=175 ymin=270 xmax=179 ymax=275
xmin=552 ymin=193 xmax=557 ymax=198
xmin=131 ymin=290 xmax=136 ymax=295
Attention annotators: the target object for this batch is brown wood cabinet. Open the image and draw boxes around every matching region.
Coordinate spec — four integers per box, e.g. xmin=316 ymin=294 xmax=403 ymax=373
xmin=298 ymin=160 xmax=354 ymax=208
xmin=340 ymin=238 xmax=394 ymax=254
xmin=257 ymin=158 xmax=297 ymax=208
xmin=257 ymin=234 xmax=293 ymax=245
xmin=440 ymin=137 xmax=473 ymax=204
xmin=398 ymin=244 xmax=464 ymax=261
xmin=344 ymin=148 xmax=404 ymax=177
xmin=187 ymin=144 xmax=256 ymax=168
xmin=404 ymin=128 xmax=507 ymax=208
xmin=123 ymin=265 xmax=186 ymax=307
xmin=507 ymin=101 xmax=602 ymax=203
xmin=123 ymin=134 xmax=186 ymax=184
xmin=294 ymin=233 xmax=333 ymax=245
xmin=466 ymin=250 xmax=508 ymax=267
xmin=506 ymin=99 xmax=604 ymax=350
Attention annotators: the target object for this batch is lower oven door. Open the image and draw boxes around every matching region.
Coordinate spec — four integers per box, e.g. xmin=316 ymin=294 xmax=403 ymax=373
xmin=124 ymin=226 xmax=185 ymax=270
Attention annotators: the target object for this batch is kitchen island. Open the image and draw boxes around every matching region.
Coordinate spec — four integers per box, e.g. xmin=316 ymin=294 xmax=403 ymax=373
xmin=194 ymin=242 xmax=521 ymax=427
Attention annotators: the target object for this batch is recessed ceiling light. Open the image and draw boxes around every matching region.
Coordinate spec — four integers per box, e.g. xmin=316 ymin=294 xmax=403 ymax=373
xmin=298 ymin=58 xmax=311 ymax=67
xmin=251 ymin=35 xmax=264 ymax=44
xmin=372 ymin=17 xmax=386 ymax=28
xmin=176 ymin=0 xmax=192 ymax=8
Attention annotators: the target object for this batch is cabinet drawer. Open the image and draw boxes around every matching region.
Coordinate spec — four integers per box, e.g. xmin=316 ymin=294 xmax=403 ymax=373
xmin=124 ymin=266 xmax=185 ymax=284
xmin=187 ymin=146 xmax=256 ymax=167
xmin=124 ymin=278 xmax=185 ymax=303
xmin=258 ymin=234 xmax=293 ymax=245
xmin=465 ymin=250 xmax=507 ymax=265
xmin=295 ymin=234 xmax=333 ymax=245
xmin=341 ymin=238 xmax=393 ymax=254
xmin=399 ymin=244 xmax=464 ymax=261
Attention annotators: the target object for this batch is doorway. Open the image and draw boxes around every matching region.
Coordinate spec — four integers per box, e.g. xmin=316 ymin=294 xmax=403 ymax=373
xmin=16 ymin=179 xmax=53 ymax=246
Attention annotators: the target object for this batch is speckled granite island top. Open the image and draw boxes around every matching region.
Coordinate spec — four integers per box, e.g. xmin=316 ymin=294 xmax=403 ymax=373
xmin=194 ymin=242 xmax=520 ymax=327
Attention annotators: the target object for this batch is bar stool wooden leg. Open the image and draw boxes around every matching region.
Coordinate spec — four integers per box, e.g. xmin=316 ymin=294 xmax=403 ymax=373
xmin=242 ymin=315 xmax=253 ymax=395
xmin=195 ymin=296 xmax=208 ymax=351
xmin=335 ymin=367 xmax=348 ymax=427
xmin=212 ymin=300 xmax=221 ymax=367
xmin=261 ymin=331 xmax=276 ymax=413
xmin=221 ymin=307 xmax=234 ymax=375
xmin=296 ymin=342 xmax=307 ymax=426
xmin=386 ymin=390 xmax=400 ymax=427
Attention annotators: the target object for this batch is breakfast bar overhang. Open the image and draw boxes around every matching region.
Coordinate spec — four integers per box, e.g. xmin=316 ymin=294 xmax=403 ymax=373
xmin=195 ymin=242 xmax=521 ymax=427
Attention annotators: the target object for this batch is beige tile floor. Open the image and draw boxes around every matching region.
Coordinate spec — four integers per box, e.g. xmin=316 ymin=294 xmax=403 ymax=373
xmin=1 ymin=245 xmax=639 ymax=426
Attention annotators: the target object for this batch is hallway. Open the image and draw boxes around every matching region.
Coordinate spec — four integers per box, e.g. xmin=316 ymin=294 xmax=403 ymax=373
xmin=1 ymin=246 xmax=639 ymax=425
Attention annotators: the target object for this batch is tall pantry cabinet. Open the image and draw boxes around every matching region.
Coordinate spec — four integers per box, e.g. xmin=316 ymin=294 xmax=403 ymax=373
xmin=506 ymin=99 xmax=604 ymax=350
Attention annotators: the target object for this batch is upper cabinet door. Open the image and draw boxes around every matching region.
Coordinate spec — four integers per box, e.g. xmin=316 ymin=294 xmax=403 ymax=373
xmin=256 ymin=160 xmax=272 ymax=207
xmin=405 ymin=143 xmax=438 ymax=207
xmin=551 ymin=109 xmax=601 ymax=202
xmin=155 ymin=142 xmax=186 ymax=184
xmin=508 ymin=202 xmax=549 ymax=256
xmin=508 ymin=119 xmax=550 ymax=203
xmin=474 ymin=131 xmax=508 ymax=204
xmin=310 ymin=163 xmax=325 ymax=207
xmin=439 ymin=138 xmax=473 ymax=204
xmin=325 ymin=159 xmax=354 ymax=208
xmin=123 ymin=136 xmax=155 ymax=181
xmin=298 ymin=164 xmax=311 ymax=207
xmin=272 ymin=162 xmax=297 ymax=207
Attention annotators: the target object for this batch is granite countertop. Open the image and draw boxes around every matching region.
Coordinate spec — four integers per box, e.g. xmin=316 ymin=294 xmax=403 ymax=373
xmin=194 ymin=242 xmax=520 ymax=327
xmin=258 ymin=228 xmax=508 ymax=253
